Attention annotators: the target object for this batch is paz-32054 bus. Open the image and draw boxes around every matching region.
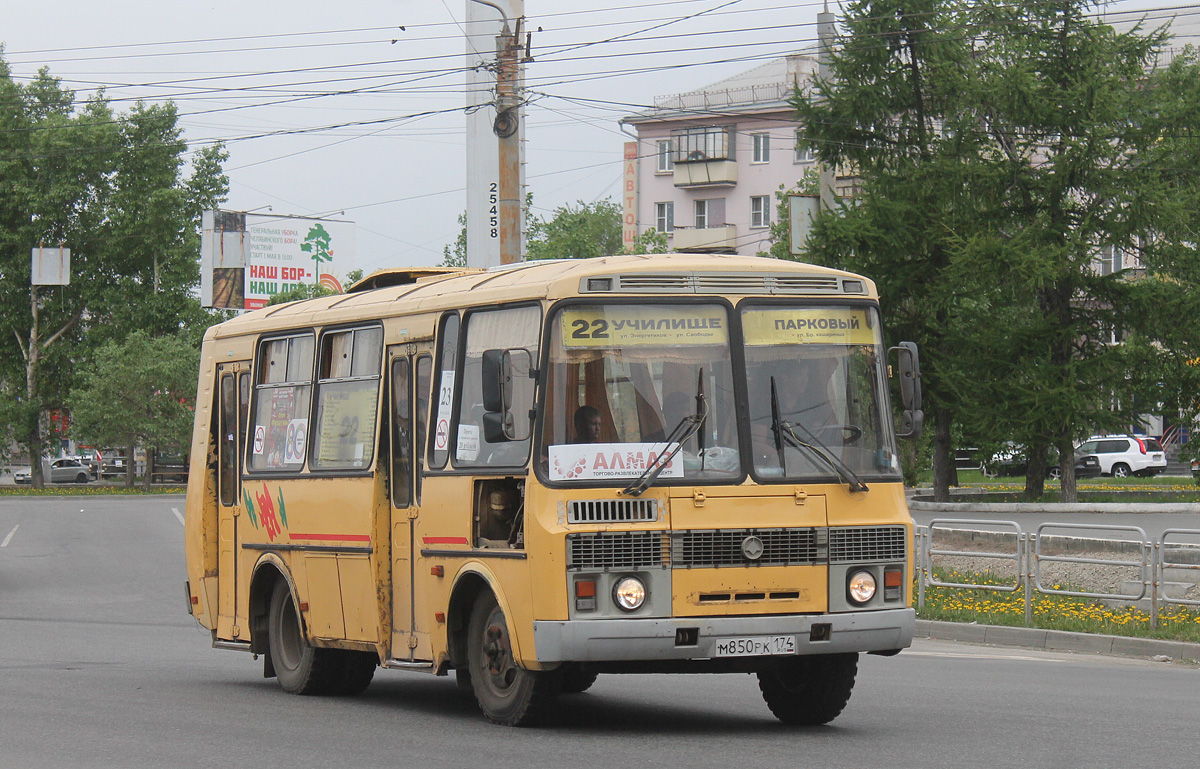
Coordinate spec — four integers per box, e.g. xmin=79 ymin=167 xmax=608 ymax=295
xmin=184 ymin=253 xmax=922 ymax=726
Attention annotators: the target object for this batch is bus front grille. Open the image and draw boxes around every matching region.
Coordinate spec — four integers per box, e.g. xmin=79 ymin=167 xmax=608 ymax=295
xmin=566 ymin=532 xmax=667 ymax=572
xmin=828 ymin=526 xmax=908 ymax=563
xmin=670 ymin=528 xmax=821 ymax=568
xmin=567 ymin=498 xmax=660 ymax=524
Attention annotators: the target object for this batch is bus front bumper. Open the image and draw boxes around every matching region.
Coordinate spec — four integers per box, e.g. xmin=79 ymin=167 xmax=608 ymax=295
xmin=532 ymin=607 xmax=914 ymax=663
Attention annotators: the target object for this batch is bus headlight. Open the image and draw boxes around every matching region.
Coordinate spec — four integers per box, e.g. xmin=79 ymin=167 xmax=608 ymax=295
xmin=847 ymin=570 xmax=877 ymax=605
xmin=613 ymin=576 xmax=647 ymax=611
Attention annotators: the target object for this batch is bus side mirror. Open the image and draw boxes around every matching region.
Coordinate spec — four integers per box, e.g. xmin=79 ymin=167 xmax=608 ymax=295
xmin=482 ymin=348 xmax=533 ymax=443
xmin=889 ymin=341 xmax=923 ymax=439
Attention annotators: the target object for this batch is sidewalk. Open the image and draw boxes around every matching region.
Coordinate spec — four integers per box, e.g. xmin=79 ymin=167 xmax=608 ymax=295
xmin=915 ymin=619 xmax=1200 ymax=663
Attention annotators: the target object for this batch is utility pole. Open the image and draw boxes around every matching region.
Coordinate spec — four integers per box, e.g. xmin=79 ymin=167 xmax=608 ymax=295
xmin=494 ymin=16 xmax=522 ymax=264
xmin=466 ymin=1 xmax=527 ymax=266
xmin=817 ymin=2 xmax=836 ymax=213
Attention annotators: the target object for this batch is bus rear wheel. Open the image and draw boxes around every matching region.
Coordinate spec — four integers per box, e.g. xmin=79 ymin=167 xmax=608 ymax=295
xmin=757 ymin=652 xmax=858 ymax=725
xmin=268 ymin=579 xmax=340 ymax=695
xmin=466 ymin=593 xmax=559 ymax=725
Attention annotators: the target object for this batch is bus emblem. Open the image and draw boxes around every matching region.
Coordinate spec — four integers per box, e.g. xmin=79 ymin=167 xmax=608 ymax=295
xmin=741 ymin=536 xmax=764 ymax=561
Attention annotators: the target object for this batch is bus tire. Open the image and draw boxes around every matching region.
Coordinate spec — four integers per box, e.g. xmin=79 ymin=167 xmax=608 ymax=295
xmin=466 ymin=592 xmax=559 ymax=726
xmin=330 ymin=650 xmax=377 ymax=696
xmin=267 ymin=579 xmax=336 ymax=695
xmin=559 ymin=667 xmax=598 ymax=694
xmin=756 ymin=652 xmax=858 ymax=725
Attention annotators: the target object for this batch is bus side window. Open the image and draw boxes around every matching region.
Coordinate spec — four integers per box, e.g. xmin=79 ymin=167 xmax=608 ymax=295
xmin=430 ymin=314 xmax=460 ymax=469
xmin=238 ymin=372 xmax=251 ymax=450
xmin=391 ymin=357 xmax=412 ymax=508
xmin=415 ymin=355 xmax=432 ymax=502
xmin=219 ymin=374 xmax=237 ymax=507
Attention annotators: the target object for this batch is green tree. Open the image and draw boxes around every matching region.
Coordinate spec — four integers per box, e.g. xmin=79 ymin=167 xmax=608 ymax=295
xmin=68 ymin=331 xmax=199 ymax=489
xmin=625 ymin=227 xmax=669 ymax=255
xmin=526 ymin=199 xmax=622 ymax=260
xmin=442 ymin=210 xmax=468 ymax=267
xmin=0 ymin=57 xmax=228 ymax=486
xmin=794 ymin=0 xmax=983 ymax=499
xmin=796 ymin=0 xmax=1200 ymax=501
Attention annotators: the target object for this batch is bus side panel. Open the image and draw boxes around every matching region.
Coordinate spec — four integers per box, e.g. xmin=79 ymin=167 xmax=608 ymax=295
xmin=184 ymin=336 xmax=221 ymax=629
xmin=239 ymin=477 xmax=379 ymax=645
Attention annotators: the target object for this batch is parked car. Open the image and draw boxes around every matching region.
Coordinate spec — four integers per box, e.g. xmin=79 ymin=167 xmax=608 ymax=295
xmin=954 ymin=448 xmax=982 ymax=470
xmin=151 ymin=452 xmax=188 ymax=483
xmin=1192 ymin=458 xmax=1198 ymax=481
xmin=981 ymin=444 xmax=1028 ymax=477
xmin=984 ymin=444 xmax=1101 ymax=479
xmin=1047 ymin=453 xmax=1102 ymax=480
xmin=13 ymin=458 xmax=93 ymax=484
xmin=1073 ymin=435 xmax=1166 ymax=477
xmin=99 ymin=450 xmax=128 ymax=479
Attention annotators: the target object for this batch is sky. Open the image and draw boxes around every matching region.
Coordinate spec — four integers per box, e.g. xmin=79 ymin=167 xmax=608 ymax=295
xmin=3 ymin=1 xmax=1195 ymax=276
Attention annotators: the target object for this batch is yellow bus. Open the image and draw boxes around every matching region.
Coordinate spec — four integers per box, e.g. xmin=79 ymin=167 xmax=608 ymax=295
xmin=184 ymin=253 xmax=923 ymax=726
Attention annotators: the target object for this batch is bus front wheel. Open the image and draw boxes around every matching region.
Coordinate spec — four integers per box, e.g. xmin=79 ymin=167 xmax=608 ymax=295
xmin=757 ymin=652 xmax=858 ymax=725
xmin=466 ymin=593 xmax=559 ymax=725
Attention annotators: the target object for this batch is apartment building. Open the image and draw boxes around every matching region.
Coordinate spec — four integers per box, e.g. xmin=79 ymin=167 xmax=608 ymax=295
xmin=620 ymin=54 xmax=822 ymax=256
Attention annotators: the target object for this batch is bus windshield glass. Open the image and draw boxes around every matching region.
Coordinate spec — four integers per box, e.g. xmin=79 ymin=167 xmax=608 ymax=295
xmin=741 ymin=303 xmax=900 ymax=481
xmin=541 ymin=303 xmax=742 ymax=483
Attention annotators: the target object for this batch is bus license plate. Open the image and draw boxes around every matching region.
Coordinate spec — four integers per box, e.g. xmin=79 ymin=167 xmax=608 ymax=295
xmin=714 ymin=635 xmax=796 ymax=657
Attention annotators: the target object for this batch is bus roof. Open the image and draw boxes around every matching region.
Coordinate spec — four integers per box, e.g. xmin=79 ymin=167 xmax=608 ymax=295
xmin=207 ymin=253 xmax=877 ymax=339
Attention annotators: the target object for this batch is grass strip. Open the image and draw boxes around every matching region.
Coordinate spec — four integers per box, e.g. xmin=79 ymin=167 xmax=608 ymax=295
xmin=917 ymin=568 xmax=1200 ymax=644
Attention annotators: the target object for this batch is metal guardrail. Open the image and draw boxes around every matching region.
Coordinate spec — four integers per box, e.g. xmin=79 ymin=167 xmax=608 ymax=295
xmin=1159 ymin=529 xmax=1200 ymax=610
xmin=916 ymin=522 xmax=1200 ymax=629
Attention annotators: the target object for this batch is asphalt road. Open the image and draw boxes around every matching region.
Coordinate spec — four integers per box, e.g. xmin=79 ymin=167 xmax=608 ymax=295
xmin=2 ymin=495 xmax=1197 ymax=768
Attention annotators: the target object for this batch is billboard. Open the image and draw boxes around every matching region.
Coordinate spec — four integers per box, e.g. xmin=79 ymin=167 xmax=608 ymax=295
xmin=243 ymin=215 xmax=356 ymax=309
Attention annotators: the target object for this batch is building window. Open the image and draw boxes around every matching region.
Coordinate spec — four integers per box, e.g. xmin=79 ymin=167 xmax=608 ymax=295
xmin=694 ymin=199 xmax=725 ymax=229
xmin=752 ymin=132 xmax=771 ymax=163
xmin=672 ymin=126 xmax=733 ymax=163
xmin=751 ymin=196 xmax=771 ymax=228
xmin=656 ymin=139 xmax=674 ymax=173
xmin=655 ymin=201 xmax=674 ymax=233
xmin=794 ymin=129 xmax=815 ymax=163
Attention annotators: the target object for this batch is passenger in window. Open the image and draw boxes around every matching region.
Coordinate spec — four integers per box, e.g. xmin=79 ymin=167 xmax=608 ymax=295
xmin=573 ymin=405 xmax=603 ymax=443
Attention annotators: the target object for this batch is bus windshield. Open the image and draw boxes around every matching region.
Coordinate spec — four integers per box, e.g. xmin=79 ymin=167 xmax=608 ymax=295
xmin=541 ymin=302 xmax=742 ymax=483
xmin=741 ymin=303 xmax=901 ymax=481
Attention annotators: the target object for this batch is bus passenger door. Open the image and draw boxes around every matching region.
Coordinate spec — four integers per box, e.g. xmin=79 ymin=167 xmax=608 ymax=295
xmin=216 ymin=364 xmax=251 ymax=641
xmin=388 ymin=347 xmax=433 ymax=661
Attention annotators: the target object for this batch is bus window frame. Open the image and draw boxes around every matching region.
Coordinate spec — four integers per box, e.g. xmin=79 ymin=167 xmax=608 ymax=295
xmin=532 ymin=295 xmax=745 ymax=491
xmin=390 ymin=355 xmax=413 ymax=508
xmin=307 ymin=322 xmax=385 ymax=476
xmin=737 ymin=296 xmax=901 ymax=486
xmin=449 ymin=301 xmax=543 ymax=472
xmin=244 ymin=328 xmax=318 ymax=479
xmin=428 ymin=312 xmax=461 ymax=471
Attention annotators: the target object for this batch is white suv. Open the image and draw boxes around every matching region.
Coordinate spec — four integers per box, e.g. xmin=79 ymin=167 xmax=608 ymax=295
xmin=1075 ymin=435 xmax=1166 ymax=478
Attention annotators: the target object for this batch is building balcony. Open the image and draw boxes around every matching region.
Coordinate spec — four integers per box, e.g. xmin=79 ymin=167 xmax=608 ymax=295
xmin=672 ymin=225 xmax=738 ymax=253
xmin=673 ymin=159 xmax=738 ymax=188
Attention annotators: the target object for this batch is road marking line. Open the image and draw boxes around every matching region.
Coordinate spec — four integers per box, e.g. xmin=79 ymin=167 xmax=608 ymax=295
xmin=172 ymin=508 xmax=184 ymax=526
xmin=1 ymin=525 xmax=18 ymax=547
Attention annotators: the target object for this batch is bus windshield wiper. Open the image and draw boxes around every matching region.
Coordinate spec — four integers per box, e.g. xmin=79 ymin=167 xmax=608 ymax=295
xmin=768 ymin=376 xmax=868 ymax=493
xmin=622 ymin=373 xmax=709 ymax=497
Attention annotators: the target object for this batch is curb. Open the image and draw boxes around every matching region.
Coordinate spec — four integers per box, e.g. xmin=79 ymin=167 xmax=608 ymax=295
xmin=914 ymin=619 xmax=1200 ymax=663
